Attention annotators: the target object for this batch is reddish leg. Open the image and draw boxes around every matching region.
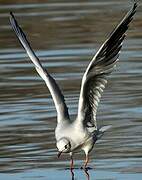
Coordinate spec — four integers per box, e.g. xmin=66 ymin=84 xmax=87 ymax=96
xmin=70 ymin=153 xmax=75 ymax=179
xmin=70 ymin=153 xmax=74 ymax=170
xmin=84 ymin=155 xmax=89 ymax=169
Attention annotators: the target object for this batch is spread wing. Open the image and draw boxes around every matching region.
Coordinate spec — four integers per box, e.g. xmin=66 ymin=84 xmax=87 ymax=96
xmin=77 ymin=2 xmax=137 ymax=130
xmin=10 ymin=12 xmax=70 ymax=123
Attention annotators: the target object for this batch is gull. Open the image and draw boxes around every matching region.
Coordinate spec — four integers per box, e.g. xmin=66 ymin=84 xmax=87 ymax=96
xmin=10 ymin=2 xmax=137 ymax=170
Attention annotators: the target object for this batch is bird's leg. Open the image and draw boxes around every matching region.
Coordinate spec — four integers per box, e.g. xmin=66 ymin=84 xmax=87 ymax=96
xmin=84 ymin=154 xmax=89 ymax=169
xmin=70 ymin=152 xmax=74 ymax=170
xmin=70 ymin=153 xmax=75 ymax=179
xmin=81 ymin=152 xmax=89 ymax=170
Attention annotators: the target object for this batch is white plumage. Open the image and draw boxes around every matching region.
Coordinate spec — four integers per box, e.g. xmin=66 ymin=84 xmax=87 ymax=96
xmin=10 ymin=1 xmax=137 ymax=170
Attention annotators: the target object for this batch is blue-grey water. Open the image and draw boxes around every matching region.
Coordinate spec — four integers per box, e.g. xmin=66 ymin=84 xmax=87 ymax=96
xmin=0 ymin=0 xmax=142 ymax=179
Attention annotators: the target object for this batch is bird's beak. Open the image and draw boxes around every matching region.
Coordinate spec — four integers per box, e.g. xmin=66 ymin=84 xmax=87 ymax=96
xmin=57 ymin=151 xmax=63 ymax=158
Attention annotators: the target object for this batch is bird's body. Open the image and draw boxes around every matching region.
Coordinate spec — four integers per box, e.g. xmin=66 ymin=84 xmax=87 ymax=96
xmin=10 ymin=1 xmax=137 ymax=169
xmin=55 ymin=119 xmax=92 ymax=152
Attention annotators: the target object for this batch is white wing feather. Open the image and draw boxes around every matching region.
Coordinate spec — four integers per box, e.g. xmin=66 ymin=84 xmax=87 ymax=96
xmin=77 ymin=2 xmax=137 ymax=131
xmin=10 ymin=12 xmax=70 ymax=123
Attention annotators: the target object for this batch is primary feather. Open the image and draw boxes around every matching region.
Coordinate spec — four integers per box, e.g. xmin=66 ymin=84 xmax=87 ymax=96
xmin=77 ymin=2 xmax=137 ymax=131
xmin=10 ymin=12 xmax=70 ymax=122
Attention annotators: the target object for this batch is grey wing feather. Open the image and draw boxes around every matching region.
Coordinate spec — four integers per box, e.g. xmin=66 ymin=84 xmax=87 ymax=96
xmin=77 ymin=2 xmax=137 ymax=130
xmin=10 ymin=12 xmax=70 ymax=122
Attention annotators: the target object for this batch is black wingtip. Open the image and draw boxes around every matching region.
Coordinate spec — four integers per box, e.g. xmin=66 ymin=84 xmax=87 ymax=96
xmin=129 ymin=1 xmax=137 ymax=21
xmin=10 ymin=11 xmax=14 ymax=18
xmin=9 ymin=12 xmax=15 ymax=23
xmin=9 ymin=12 xmax=17 ymax=24
xmin=133 ymin=0 xmax=138 ymax=11
xmin=134 ymin=0 xmax=138 ymax=5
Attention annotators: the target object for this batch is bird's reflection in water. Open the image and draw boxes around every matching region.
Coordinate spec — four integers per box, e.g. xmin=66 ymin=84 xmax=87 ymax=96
xmin=70 ymin=168 xmax=90 ymax=180
xmin=70 ymin=169 xmax=75 ymax=180
xmin=83 ymin=169 xmax=90 ymax=180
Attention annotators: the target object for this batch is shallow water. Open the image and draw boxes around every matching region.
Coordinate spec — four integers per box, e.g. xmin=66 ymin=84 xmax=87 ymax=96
xmin=0 ymin=0 xmax=142 ymax=179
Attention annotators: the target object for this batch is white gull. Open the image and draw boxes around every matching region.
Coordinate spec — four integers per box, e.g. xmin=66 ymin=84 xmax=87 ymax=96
xmin=10 ymin=1 xmax=137 ymax=170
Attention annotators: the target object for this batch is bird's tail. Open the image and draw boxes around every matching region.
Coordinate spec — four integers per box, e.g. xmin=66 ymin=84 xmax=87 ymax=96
xmin=97 ymin=125 xmax=112 ymax=139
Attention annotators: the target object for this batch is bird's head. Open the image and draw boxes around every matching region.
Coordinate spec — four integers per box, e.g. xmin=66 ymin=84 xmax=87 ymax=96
xmin=56 ymin=138 xmax=71 ymax=158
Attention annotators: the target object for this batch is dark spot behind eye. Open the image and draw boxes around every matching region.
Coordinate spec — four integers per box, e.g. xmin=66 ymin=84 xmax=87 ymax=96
xmin=65 ymin=145 xmax=67 ymax=149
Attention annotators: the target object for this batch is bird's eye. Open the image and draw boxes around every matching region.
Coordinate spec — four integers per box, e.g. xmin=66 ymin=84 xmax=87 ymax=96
xmin=65 ymin=145 xmax=68 ymax=149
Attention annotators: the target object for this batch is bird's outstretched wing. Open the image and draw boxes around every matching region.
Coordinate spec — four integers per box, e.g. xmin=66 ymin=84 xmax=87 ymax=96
xmin=77 ymin=2 xmax=137 ymax=130
xmin=10 ymin=12 xmax=70 ymax=123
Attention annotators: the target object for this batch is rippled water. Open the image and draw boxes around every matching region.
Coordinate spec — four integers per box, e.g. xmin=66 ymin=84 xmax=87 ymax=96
xmin=0 ymin=0 xmax=142 ymax=179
